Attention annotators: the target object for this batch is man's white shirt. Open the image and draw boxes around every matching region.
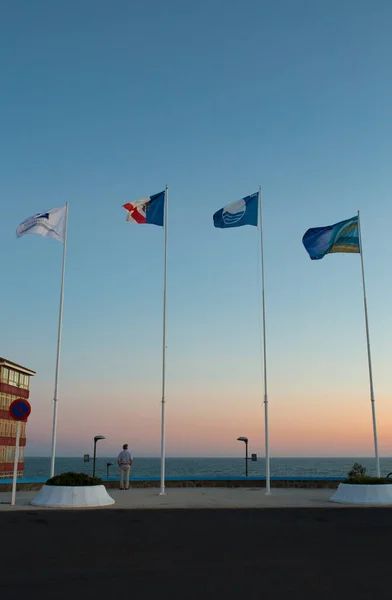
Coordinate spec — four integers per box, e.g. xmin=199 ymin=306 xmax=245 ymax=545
xmin=118 ymin=450 xmax=132 ymax=464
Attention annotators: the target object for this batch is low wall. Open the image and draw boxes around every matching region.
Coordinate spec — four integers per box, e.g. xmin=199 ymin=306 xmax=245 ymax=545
xmin=0 ymin=477 xmax=343 ymax=492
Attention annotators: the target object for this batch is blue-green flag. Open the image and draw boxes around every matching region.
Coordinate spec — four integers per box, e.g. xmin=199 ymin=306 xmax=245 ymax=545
xmin=302 ymin=216 xmax=360 ymax=260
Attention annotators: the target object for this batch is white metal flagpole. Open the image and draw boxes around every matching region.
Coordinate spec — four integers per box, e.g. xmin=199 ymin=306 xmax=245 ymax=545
xmin=357 ymin=210 xmax=380 ymax=478
xmin=159 ymin=186 xmax=169 ymax=495
xmin=50 ymin=202 xmax=69 ymax=478
xmin=11 ymin=421 xmax=21 ymax=506
xmin=258 ymin=186 xmax=271 ymax=494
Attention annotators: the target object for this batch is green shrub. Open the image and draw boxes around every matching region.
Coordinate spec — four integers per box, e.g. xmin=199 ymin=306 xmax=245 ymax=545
xmin=347 ymin=462 xmax=367 ymax=479
xmin=344 ymin=462 xmax=392 ymax=484
xmin=46 ymin=472 xmax=103 ymax=487
xmin=343 ymin=476 xmax=392 ymax=485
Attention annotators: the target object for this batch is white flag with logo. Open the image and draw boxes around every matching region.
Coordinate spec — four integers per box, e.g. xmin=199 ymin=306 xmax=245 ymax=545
xmin=16 ymin=206 xmax=66 ymax=242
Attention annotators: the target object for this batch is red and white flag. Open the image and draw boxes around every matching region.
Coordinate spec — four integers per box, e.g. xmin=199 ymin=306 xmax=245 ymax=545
xmin=123 ymin=198 xmax=150 ymax=224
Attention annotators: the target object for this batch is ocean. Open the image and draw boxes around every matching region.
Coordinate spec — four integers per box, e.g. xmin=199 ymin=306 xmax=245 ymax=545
xmin=23 ymin=456 xmax=392 ymax=480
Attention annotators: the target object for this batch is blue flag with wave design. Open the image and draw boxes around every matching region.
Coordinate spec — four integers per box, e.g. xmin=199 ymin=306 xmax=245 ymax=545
xmin=213 ymin=193 xmax=258 ymax=229
xmin=302 ymin=216 xmax=360 ymax=260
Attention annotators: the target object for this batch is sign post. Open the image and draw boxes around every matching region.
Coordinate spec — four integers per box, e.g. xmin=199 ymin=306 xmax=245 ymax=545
xmin=9 ymin=398 xmax=31 ymax=506
xmin=11 ymin=422 xmax=22 ymax=506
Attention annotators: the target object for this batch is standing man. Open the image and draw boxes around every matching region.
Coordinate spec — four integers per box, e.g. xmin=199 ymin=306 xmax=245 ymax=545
xmin=117 ymin=443 xmax=133 ymax=490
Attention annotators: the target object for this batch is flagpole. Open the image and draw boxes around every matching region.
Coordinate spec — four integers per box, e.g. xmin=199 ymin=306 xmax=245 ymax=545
xmin=258 ymin=186 xmax=270 ymax=494
xmin=50 ymin=202 xmax=69 ymax=478
xmin=357 ymin=210 xmax=380 ymax=477
xmin=159 ymin=186 xmax=168 ymax=495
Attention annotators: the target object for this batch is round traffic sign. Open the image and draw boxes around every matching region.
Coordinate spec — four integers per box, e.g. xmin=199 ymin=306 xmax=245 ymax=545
xmin=9 ymin=398 xmax=31 ymax=421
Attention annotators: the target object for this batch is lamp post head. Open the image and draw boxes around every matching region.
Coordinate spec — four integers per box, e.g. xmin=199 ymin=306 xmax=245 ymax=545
xmin=94 ymin=435 xmax=106 ymax=442
xmin=237 ymin=436 xmax=248 ymax=443
xmin=106 ymin=462 xmax=113 ymax=467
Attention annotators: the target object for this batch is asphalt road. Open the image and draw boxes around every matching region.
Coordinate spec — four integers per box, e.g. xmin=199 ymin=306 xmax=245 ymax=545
xmin=1 ymin=508 xmax=391 ymax=599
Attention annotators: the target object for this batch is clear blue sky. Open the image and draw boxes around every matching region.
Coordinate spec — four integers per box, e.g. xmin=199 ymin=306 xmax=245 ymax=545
xmin=1 ymin=0 xmax=392 ymax=459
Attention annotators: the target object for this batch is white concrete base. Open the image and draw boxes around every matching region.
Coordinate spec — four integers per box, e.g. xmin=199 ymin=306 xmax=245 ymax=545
xmin=31 ymin=485 xmax=115 ymax=508
xmin=330 ymin=483 xmax=392 ymax=505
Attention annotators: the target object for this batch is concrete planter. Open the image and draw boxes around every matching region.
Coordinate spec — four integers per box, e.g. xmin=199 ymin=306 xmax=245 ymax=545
xmin=330 ymin=483 xmax=392 ymax=505
xmin=31 ymin=484 xmax=115 ymax=508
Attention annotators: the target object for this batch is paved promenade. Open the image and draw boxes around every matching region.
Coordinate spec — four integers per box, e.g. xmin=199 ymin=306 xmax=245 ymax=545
xmin=1 ymin=506 xmax=392 ymax=600
xmin=1 ymin=486 xmax=338 ymax=510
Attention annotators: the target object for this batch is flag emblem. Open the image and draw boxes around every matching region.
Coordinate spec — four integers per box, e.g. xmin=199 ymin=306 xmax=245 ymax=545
xmin=16 ymin=206 xmax=67 ymax=242
xmin=123 ymin=191 xmax=165 ymax=227
xmin=222 ymin=199 xmax=247 ymax=226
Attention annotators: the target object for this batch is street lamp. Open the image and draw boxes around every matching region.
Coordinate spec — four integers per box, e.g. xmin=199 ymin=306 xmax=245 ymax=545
xmin=106 ymin=462 xmax=113 ymax=478
xmin=93 ymin=435 xmax=106 ymax=477
xmin=237 ymin=436 xmax=249 ymax=477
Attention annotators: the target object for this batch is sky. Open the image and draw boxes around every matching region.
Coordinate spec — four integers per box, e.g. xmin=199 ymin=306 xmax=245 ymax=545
xmin=1 ymin=0 xmax=392 ymax=460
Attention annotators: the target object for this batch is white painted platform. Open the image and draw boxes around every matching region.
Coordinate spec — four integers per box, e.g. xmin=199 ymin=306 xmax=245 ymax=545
xmin=30 ymin=484 xmax=115 ymax=508
xmin=330 ymin=483 xmax=392 ymax=505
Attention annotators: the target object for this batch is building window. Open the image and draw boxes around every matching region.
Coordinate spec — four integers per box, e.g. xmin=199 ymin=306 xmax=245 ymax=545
xmin=0 ymin=394 xmax=12 ymax=410
xmin=8 ymin=370 xmax=19 ymax=386
xmin=0 ymin=367 xmax=9 ymax=383
xmin=5 ymin=447 xmax=15 ymax=462
xmin=19 ymin=374 xmax=30 ymax=389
